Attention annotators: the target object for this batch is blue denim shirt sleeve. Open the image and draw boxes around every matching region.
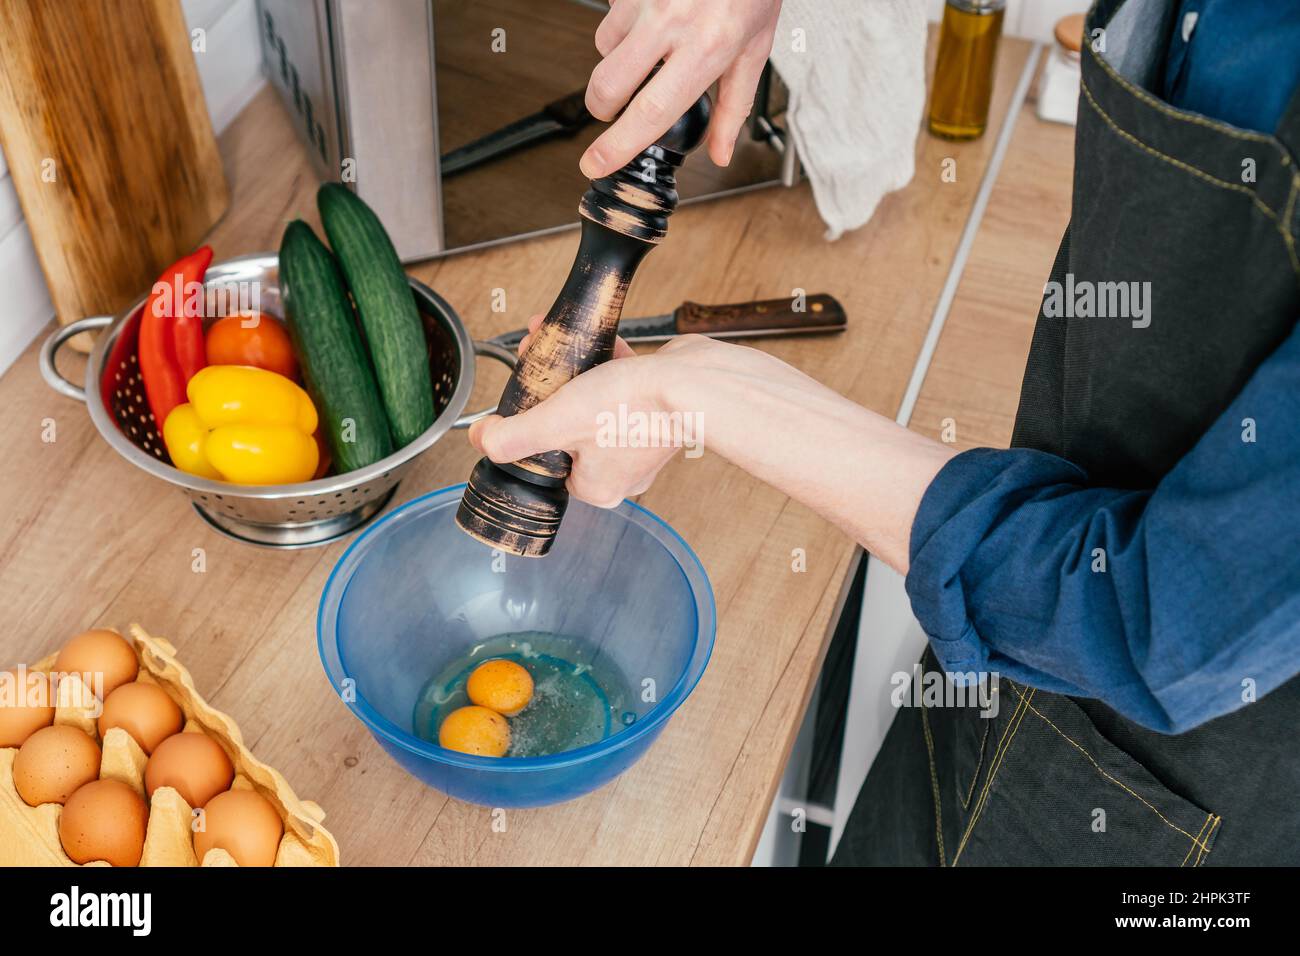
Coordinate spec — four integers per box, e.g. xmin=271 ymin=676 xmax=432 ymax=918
xmin=904 ymin=322 xmax=1300 ymax=734
xmin=1162 ymin=0 xmax=1300 ymax=133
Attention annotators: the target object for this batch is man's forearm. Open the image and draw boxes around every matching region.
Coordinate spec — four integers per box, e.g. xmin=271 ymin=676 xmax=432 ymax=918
xmin=663 ymin=341 xmax=956 ymax=573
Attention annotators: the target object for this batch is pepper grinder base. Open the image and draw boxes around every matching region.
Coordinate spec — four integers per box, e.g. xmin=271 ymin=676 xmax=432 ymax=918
xmin=456 ymin=456 xmax=569 ymax=558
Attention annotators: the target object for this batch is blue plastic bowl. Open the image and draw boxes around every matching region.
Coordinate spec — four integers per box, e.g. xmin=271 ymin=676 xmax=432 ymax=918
xmin=317 ymin=483 xmax=715 ymax=807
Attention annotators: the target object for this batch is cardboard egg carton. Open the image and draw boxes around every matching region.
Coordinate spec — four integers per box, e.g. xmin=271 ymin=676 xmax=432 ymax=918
xmin=0 ymin=624 xmax=339 ymax=866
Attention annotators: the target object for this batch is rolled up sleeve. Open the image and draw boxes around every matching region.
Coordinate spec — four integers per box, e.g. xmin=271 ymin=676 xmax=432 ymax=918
xmin=905 ymin=323 xmax=1300 ymax=733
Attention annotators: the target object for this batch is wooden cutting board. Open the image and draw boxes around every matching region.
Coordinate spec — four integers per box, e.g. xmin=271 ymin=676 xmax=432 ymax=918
xmin=0 ymin=0 xmax=229 ymax=349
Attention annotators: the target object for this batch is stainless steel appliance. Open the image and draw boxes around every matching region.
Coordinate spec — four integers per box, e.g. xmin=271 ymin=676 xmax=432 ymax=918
xmin=256 ymin=0 xmax=795 ymax=261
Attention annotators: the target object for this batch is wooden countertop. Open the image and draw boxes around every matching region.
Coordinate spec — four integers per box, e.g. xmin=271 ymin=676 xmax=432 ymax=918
xmin=0 ymin=36 xmax=1070 ymax=866
xmin=910 ymin=62 xmax=1076 ymax=449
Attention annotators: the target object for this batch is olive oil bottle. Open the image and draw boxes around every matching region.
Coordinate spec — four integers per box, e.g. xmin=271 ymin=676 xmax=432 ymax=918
xmin=929 ymin=0 xmax=1006 ymax=140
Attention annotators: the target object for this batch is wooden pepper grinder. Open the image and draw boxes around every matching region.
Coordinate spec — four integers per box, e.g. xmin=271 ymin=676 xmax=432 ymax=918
xmin=457 ymin=93 xmax=712 ymax=557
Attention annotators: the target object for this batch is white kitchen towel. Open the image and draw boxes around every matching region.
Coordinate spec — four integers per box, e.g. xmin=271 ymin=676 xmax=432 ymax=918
xmin=769 ymin=0 xmax=928 ymax=240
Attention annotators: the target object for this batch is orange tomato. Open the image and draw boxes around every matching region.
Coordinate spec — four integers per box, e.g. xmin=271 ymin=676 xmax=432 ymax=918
xmin=205 ymin=313 xmax=298 ymax=380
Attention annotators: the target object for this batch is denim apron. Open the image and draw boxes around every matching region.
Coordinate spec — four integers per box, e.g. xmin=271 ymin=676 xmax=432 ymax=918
xmin=834 ymin=0 xmax=1300 ymax=866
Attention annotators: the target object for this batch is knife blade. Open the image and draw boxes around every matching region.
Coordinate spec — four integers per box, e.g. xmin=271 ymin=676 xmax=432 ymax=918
xmin=489 ymin=294 xmax=847 ymax=349
xmin=440 ymin=89 xmax=593 ymax=178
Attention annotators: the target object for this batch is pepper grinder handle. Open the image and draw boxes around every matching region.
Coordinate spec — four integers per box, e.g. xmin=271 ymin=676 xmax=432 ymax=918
xmin=457 ymin=93 xmax=712 ymax=557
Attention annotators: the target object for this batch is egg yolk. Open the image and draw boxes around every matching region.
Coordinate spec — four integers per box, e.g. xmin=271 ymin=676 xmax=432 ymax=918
xmin=466 ymin=659 xmax=534 ymax=717
xmin=438 ymin=705 xmax=511 ymax=757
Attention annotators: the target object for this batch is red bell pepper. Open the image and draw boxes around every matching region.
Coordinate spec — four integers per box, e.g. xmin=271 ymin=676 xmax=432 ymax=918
xmin=139 ymin=246 xmax=213 ymax=427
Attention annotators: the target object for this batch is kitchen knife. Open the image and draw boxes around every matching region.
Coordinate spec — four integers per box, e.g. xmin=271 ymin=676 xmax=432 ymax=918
xmin=489 ymin=294 xmax=847 ymax=349
xmin=440 ymin=89 xmax=593 ymax=178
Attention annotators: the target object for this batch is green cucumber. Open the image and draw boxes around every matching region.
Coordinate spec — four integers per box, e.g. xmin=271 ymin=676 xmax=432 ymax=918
xmin=279 ymin=219 xmax=393 ymax=473
xmin=317 ymin=182 xmax=435 ymax=447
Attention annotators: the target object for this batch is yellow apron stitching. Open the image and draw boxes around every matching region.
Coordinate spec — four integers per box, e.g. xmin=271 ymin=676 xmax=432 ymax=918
xmin=1081 ymin=81 xmax=1268 ymax=204
xmin=961 ymin=717 xmax=992 ymax=811
xmin=920 ymin=701 xmax=947 ymax=867
xmin=953 ymin=694 xmax=1030 ymax=865
xmin=1081 ymin=81 xmax=1300 ymax=277
xmin=1195 ymin=816 xmax=1222 ymax=867
xmin=953 ymin=684 xmax=1034 ymax=865
xmin=1284 ymin=178 xmax=1300 ymax=284
xmin=967 ymin=683 xmax=1031 ymax=824
xmin=1084 ymin=41 xmax=1273 ymax=144
xmin=1011 ymin=685 xmax=1215 ymax=853
xmin=963 ymin=690 xmax=1024 ymax=830
xmin=1182 ymin=813 xmax=1213 ymax=867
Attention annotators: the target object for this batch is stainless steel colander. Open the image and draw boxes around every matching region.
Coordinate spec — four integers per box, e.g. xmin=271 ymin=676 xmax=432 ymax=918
xmin=39 ymin=252 xmax=515 ymax=548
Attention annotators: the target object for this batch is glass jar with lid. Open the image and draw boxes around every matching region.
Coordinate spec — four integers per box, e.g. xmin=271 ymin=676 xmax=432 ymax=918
xmin=1037 ymin=13 xmax=1085 ymax=125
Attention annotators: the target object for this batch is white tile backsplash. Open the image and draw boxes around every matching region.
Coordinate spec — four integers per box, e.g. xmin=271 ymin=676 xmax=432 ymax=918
xmin=0 ymin=224 xmax=56 ymax=379
xmin=191 ymin=0 xmax=265 ymax=133
xmin=1015 ymin=0 xmax=1093 ymax=40
xmin=0 ymin=174 xmax=22 ymax=239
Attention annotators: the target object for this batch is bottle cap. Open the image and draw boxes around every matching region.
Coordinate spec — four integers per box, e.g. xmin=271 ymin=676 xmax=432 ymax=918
xmin=949 ymin=0 xmax=1007 ymax=12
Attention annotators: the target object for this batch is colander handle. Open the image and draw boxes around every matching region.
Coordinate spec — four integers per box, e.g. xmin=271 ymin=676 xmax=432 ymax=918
xmin=39 ymin=315 xmax=114 ymax=402
xmin=452 ymin=339 xmax=520 ymax=429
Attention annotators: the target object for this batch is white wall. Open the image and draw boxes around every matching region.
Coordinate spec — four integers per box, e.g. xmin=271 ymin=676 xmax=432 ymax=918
xmin=0 ymin=0 xmax=265 ymax=376
xmin=926 ymin=0 xmax=1091 ymax=41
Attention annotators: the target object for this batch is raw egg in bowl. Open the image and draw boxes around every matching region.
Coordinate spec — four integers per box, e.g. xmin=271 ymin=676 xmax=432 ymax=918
xmin=317 ymin=484 xmax=715 ymax=808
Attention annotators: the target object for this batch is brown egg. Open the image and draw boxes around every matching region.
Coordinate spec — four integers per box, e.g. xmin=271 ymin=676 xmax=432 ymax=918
xmin=144 ymin=732 xmax=234 ymax=808
xmin=54 ymin=629 xmax=138 ymax=699
xmin=13 ymin=725 xmax=101 ymax=806
xmin=194 ymin=788 xmax=284 ymax=867
xmin=59 ymin=778 xmax=148 ymax=866
xmin=0 ymin=668 xmax=55 ymax=747
xmin=98 ymin=682 xmax=183 ymax=754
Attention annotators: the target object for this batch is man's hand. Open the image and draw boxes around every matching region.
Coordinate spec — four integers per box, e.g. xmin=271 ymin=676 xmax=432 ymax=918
xmin=468 ymin=314 xmax=680 ymax=508
xmin=580 ymin=0 xmax=783 ymax=179
xmin=468 ymin=318 xmax=956 ymax=576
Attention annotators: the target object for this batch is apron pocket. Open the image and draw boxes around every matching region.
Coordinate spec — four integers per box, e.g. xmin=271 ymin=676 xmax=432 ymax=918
xmin=953 ymin=680 xmax=1222 ymax=866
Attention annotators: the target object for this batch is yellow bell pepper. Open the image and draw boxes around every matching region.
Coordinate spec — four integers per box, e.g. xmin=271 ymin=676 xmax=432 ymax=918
xmin=162 ymin=404 xmax=222 ymax=480
xmin=162 ymin=365 xmax=320 ymax=484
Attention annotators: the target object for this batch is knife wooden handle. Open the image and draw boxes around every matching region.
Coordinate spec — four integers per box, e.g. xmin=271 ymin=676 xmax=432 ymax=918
xmin=673 ymin=294 xmax=846 ymax=336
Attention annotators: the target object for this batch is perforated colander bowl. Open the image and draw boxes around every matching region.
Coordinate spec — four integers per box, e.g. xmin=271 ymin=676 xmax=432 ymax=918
xmin=40 ymin=252 xmax=515 ymax=548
